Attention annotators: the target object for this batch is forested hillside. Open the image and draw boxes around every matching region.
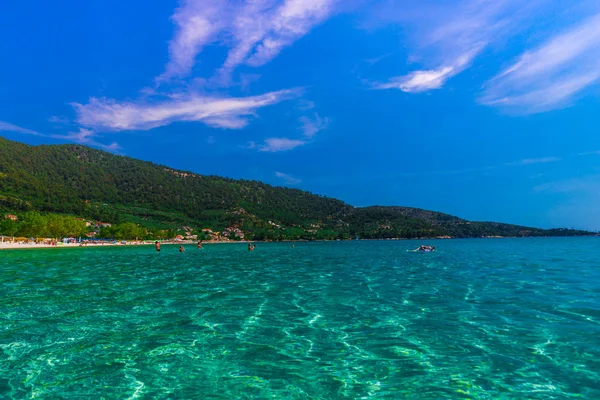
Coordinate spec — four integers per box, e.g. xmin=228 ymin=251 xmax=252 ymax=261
xmin=0 ymin=137 xmax=591 ymax=240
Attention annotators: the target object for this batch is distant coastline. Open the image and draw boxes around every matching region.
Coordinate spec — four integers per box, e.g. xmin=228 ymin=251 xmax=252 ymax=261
xmin=2 ymin=235 xmax=596 ymax=251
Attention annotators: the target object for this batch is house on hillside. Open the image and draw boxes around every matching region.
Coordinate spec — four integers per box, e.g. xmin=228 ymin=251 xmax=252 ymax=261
xmin=5 ymin=214 xmax=17 ymax=221
xmin=95 ymin=222 xmax=112 ymax=228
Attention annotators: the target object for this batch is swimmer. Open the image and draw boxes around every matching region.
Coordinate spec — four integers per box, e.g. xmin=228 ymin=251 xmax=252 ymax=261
xmin=248 ymin=243 xmax=256 ymax=252
xmin=155 ymin=241 xmax=161 ymax=252
xmin=179 ymin=245 xmax=185 ymax=253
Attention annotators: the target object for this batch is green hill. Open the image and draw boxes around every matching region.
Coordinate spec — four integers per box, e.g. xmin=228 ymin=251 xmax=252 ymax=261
xmin=0 ymin=136 xmax=590 ymax=240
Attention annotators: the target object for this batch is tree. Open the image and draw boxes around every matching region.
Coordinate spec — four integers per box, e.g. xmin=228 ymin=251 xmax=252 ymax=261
xmin=17 ymin=212 xmax=48 ymax=238
xmin=0 ymin=218 xmax=18 ymax=236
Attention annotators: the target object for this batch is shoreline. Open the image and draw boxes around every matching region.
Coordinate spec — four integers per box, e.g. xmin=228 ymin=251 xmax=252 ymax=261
xmin=1 ymin=235 xmax=595 ymax=251
xmin=0 ymin=239 xmax=247 ymax=251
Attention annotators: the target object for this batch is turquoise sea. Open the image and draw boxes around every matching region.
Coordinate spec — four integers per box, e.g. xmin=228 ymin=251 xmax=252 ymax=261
xmin=1 ymin=238 xmax=599 ymax=398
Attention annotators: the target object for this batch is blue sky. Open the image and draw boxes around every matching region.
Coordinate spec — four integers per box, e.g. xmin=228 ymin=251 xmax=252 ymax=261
xmin=1 ymin=0 xmax=600 ymax=230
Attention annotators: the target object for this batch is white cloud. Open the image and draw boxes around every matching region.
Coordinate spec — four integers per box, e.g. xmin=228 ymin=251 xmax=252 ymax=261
xmin=67 ymin=1 xmax=326 ymax=141
xmin=275 ymin=171 xmax=301 ymax=184
xmin=160 ymin=0 xmax=338 ymax=83
xmin=259 ymin=137 xmax=306 ymax=152
xmin=481 ymin=13 xmax=600 ymax=113
xmin=72 ymin=89 xmax=298 ymax=132
xmin=299 ymin=112 xmax=329 ymax=138
xmin=375 ymin=49 xmax=479 ymax=92
xmin=0 ymin=121 xmax=42 ymax=136
xmin=246 ymin=0 xmax=336 ymax=67
xmin=158 ymin=0 xmax=224 ymax=81
xmin=371 ymin=0 xmax=538 ymax=92
xmin=376 ymin=66 xmax=454 ymax=92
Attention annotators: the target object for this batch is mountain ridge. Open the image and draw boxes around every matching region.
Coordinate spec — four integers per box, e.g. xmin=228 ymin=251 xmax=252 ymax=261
xmin=0 ymin=136 xmax=591 ymax=240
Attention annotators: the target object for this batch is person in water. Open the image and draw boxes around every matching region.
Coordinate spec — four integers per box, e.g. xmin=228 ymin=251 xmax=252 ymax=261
xmin=197 ymin=241 xmax=202 ymax=249
xmin=415 ymin=245 xmax=435 ymax=252
xmin=248 ymin=243 xmax=256 ymax=252
xmin=179 ymin=245 xmax=185 ymax=253
xmin=155 ymin=241 xmax=160 ymax=252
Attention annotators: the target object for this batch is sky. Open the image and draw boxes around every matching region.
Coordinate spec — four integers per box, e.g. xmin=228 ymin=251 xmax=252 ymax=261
xmin=1 ymin=0 xmax=600 ymax=231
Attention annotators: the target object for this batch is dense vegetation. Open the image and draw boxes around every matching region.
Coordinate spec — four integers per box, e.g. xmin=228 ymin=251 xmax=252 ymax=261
xmin=0 ymin=137 xmax=592 ymax=240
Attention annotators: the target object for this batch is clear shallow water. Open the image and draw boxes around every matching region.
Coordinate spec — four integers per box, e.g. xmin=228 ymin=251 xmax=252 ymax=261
xmin=1 ymin=239 xmax=599 ymax=399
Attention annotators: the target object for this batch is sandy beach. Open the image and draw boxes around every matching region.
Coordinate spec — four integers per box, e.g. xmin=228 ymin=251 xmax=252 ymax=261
xmin=0 ymin=239 xmax=251 ymax=250
xmin=0 ymin=241 xmax=153 ymax=250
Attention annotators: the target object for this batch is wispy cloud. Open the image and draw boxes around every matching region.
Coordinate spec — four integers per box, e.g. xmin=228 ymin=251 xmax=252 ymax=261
xmin=374 ymin=49 xmax=480 ymax=92
xmin=481 ymin=13 xmax=600 ymax=113
xmin=48 ymin=116 xmax=72 ymax=125
xmin=0 ymin=121 xmax=42 ymax=136
xmin=275 ymin=171 xmax=301 ymax=184
xmin=259 ymin=137 xmax=306 ymax=152
xmin=69 ymin=1 xmax=328 ymax=140
xmin=299 ymin=112 xmax=329 ymax=138
xmin=158 ymin=0 xmax=224 ymax=81
xmin=253 ymin=112 xmax=327 ymax=153
xmin=579 ymin=150 xmax=600 ymax=156
xmin=52 ymin=128 xmax=121 ymax=152
xmin=371 ymin=0 xmax=538 ymax=92
xmin=505 ymin=157 xmax=561 ymax=166
xmin=245 ymin=0 xmax=336 ymax=67
xmin=0 ymin=120 xmax=119 ymax=151
xmin=72 ymin=89 xmax=298 ymax=132
xmin=160 ymin=0 xmax=338 ymax=83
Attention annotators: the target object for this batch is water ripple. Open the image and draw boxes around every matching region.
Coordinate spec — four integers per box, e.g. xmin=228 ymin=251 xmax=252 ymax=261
xmin=1 ymin=239 xmax=599 ymax=398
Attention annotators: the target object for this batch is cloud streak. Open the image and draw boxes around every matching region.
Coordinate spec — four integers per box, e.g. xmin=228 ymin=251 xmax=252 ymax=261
xmin=69 ymin=1 xmax=331 ymax=141
xmin=371 ymin=0 xmax=540 ymax=92
xmin=159 ymin=0 xmax=224 ymax=81
xmin=0 ymin=121 xmax=43 ymax=136
xmin=374 ymin=49 xmax=480 ymax=92
xmin=160 ymin=0 xmax=338 ymax=83
xmin=52 ymin=128 xmax=121 ymax=152
xmin=72 ymin=89 xmax=298 ymax=132
xmin=275 ymin=171 xmax=301 ymax=184
xmin=0 ymin=121 xmax=119 ymax=151
xmin=259 ymin=137 xmax=306 ymax=152
xmin=481 ymin=13 xmax=600 ymax=113
xmin=505 ymin=157 xmax=561 ymax=166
